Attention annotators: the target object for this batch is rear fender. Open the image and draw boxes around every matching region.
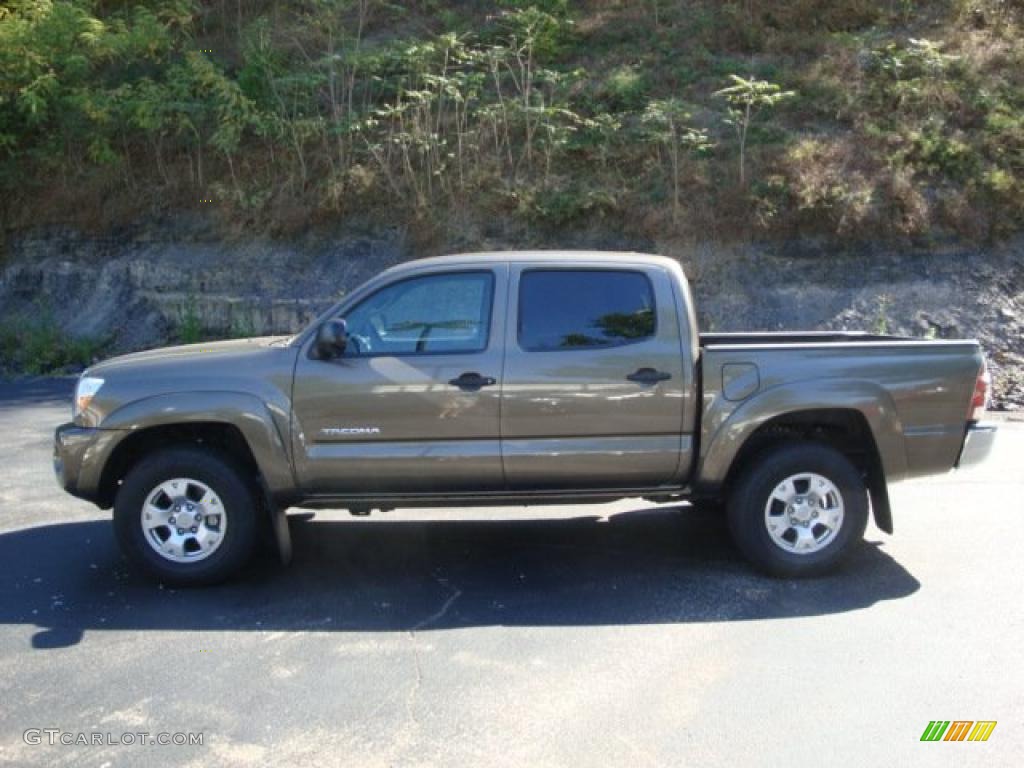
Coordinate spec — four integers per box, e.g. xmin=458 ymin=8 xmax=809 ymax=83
xmin=698 ymin=378 xmax=906 ymax=531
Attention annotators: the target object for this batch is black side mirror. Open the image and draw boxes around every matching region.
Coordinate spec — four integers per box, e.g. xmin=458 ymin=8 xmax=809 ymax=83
xmin=315 ymin=318 xmax=348 ymax=359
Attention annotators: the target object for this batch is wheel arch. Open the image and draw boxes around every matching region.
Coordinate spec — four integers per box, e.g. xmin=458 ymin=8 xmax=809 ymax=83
xmin=699 ymin=380 xmax=906 ymax=533
xmin=96 ymin=391 xmax=296 ymax=499
xmin=98 ymin=421 xmax=261 ymax=509
xmin=93 ymin=391 xmax=296 ymax=563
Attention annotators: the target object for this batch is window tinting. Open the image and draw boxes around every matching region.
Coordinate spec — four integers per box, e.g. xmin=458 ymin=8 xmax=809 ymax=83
xmin=518 ymin=270 xmax=655 ymax=351
xmin=343 ymin=271 xmax=493 ymax=356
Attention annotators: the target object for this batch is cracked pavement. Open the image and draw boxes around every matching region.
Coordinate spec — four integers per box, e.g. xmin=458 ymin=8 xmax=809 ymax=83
xmin=0 ymin=378 xmax=1021 ymax=766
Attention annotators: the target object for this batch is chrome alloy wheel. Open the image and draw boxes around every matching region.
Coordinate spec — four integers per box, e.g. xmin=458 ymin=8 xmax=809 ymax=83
xmin=140 ymin=478 xmax=227 ymax=563
xmin=763 ymin=472 xmax=844 ymax=554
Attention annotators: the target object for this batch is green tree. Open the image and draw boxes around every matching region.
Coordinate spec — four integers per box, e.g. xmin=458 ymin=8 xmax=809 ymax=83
xmin=641 ymin=99 xmax=712 ymax=222
xmin=715 ymin=75 xmax=794 ymax=186
xmin=0 ymin=0 xmax=198 ymax=189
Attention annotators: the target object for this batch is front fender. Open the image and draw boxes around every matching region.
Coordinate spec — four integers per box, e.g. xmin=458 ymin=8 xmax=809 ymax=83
xmin=697 ymin=377 xmax=908 ymax=491
xmin=97 ymin=391 xmax=296 ymax=499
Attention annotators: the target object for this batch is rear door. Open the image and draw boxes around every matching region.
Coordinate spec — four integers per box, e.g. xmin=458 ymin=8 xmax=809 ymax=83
xmin=291 ymin=265 xmax=507 ymax=495
xmin=500 ymin=263 xmax=688 ymax=489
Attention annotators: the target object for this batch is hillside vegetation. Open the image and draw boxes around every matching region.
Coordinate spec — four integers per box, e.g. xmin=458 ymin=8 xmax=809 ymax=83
xmin=2 ymin=0 xmax=1024 ymax=244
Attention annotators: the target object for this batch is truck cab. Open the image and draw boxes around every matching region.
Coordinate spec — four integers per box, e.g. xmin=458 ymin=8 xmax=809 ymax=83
xmin=291 ymin=253 xmax=697 ymax=498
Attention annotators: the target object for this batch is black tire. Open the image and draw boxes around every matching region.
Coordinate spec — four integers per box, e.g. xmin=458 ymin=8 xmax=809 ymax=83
xmin=727 ymin=442 xmax=869 ymax=577
xmin=113 ymin=446 xmax=259 ymax=586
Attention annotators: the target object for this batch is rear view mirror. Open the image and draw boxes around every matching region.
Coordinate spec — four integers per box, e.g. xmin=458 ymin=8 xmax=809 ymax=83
xmin=315 ymin=318 xmax=348 ymax=359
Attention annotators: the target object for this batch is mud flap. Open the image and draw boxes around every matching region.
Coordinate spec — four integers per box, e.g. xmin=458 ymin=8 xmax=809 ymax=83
xmin=868 ymin=475 xmax=893 ymax=534
xmin=270 ymin=504 xmax=293 ymax=565
xmin=257 ymin=478 xmax=292 ymax=564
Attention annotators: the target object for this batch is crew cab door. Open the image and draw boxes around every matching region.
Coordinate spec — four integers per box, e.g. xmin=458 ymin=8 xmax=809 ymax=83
xmin=291 ymin=265 xmax=507 ymax=495
xmin=500 ymin=263 xmax=690 ymax=489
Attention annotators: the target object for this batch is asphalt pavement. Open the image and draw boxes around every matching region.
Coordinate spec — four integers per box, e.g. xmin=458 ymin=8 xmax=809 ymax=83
xmin=0 ymin=378 xmax=1020 ymax=767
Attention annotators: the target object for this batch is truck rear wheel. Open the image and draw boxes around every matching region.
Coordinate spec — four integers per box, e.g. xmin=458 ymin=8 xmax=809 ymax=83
xmin=113 ymin=446 xmax=259 ymax=586
xmin=727 ymin=443 xmax=868 ymax=577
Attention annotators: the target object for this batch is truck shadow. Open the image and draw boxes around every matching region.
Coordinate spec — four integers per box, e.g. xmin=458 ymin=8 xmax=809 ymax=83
xmin=0 ymin=506 xmax=919 ymax=649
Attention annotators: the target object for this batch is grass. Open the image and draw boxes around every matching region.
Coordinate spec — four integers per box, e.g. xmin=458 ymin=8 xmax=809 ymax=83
xmin=0 ymin=315 xmax=108 ymax=377
xmin=178 ymin=294 xmax=204 ymax=345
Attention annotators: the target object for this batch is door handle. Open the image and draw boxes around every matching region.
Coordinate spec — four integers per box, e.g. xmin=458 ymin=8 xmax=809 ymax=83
xmin=626 ymin=367 xmax=672 ymax=384
xmin=449 ymin=372 xmax=497 ymax=390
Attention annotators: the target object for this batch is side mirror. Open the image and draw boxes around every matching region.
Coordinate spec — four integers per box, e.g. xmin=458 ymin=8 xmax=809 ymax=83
xmin=315 ymin=318 xmax=348 ymax=359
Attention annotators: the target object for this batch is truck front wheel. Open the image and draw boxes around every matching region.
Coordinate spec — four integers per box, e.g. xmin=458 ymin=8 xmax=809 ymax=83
xmin=727 ymin=443 xmax=868 ymax=577
xmin=113 ymin=446 xmax=259 ymax=586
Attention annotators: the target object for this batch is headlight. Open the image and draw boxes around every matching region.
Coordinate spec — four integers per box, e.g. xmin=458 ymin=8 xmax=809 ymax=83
xmin=74 ymin=376 xmax=104 ymax=418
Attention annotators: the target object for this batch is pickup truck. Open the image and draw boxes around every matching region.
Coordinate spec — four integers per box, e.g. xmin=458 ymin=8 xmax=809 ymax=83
xmin=54 ymin=251 xmax=997 ymax=584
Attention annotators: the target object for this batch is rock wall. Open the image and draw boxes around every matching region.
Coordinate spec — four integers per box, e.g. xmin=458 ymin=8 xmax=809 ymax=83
xmin=685 ymin=239 xmax=1024 ymax=408
xmin=0 ymin=225 xmax=406 ymax=351
xmin=1 ymin=225 xmax=1021 ymax=408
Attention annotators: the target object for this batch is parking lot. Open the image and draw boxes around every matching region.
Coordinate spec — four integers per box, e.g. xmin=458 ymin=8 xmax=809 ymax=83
xmin=0 ymin=378 xmax=1021 ymax=767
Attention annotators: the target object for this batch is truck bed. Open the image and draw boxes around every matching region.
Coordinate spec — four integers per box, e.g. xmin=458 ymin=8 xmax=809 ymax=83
xmin=697 ymin=333 xmax=983 ymax=486
xmin=700 ymin=331 xmax=917 ymax=347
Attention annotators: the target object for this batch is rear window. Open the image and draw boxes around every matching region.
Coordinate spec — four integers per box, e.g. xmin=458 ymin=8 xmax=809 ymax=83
xmin=518 ymin=270 xmax=656 ymax=351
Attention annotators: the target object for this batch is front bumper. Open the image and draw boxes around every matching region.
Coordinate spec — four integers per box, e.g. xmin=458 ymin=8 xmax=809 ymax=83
xmin=956 ymin=422 xmax=997 ymax=469
xmin=54 ymin=423 xmax=101 ymax=502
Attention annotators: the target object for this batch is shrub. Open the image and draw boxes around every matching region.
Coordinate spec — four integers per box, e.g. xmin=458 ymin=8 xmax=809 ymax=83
xmin=0 ymin=312 xmax=107 ymax=376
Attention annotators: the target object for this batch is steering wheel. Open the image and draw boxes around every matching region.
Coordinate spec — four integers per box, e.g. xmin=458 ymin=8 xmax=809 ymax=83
xmin=346 ymin=316 xmax=384 ymax=356
xmin=347 ymin=333 xmax=371 ymax=355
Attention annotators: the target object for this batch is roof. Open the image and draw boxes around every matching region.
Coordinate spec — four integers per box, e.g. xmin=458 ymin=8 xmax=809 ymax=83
xmin=387 ymin=250 xmax=680 ymax=272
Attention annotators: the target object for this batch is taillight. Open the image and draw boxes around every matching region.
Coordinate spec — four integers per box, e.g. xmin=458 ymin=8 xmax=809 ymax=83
xmin=969 ymin=358 xmax=990 ymax=422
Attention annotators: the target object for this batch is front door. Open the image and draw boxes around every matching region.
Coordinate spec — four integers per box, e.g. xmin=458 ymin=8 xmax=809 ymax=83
xmin=500 ymin=264 xmax=688 ymax=489
xmin=291 ymin=266 xmax=507 ymax=495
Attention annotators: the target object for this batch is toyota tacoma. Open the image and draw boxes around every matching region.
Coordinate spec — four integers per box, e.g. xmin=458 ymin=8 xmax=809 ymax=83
xmin=54 ymin=252 xmax=997 ymax=584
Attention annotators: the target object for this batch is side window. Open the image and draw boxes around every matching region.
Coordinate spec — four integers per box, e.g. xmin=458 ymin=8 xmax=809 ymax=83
xmin=518 ymin=270 xmax=656 ymax=351
xmin=344 ymin=271 xmax=494 ymax=356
